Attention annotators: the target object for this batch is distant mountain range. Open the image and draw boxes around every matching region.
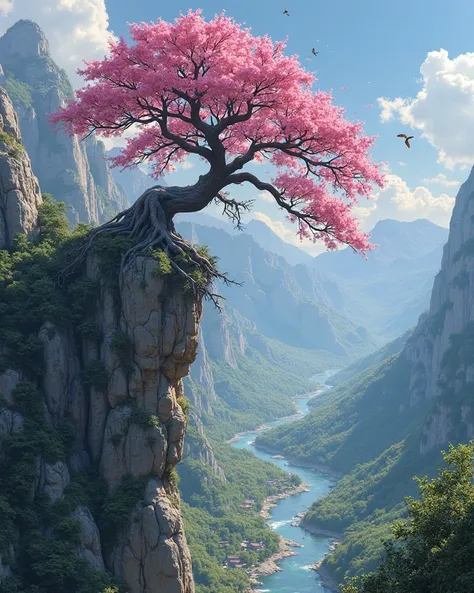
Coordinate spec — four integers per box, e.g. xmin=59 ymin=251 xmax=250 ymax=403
xmin=176 ymin=212 xmax=312 ymax=266
xmin=178 ymin=214 xmax=448 ymax=344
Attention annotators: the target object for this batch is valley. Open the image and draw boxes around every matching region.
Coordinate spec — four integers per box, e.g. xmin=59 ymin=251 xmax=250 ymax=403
xmin=0 ymin=9 xmax=472 ymax=593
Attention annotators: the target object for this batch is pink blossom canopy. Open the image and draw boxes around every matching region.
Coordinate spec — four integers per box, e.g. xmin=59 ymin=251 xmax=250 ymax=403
xmin=51 ymin=10 xmax=385 ymax=253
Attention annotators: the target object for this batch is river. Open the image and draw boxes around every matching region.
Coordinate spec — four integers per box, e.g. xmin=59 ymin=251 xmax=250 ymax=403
xmin=230 ymin=370 xmax=338 ymax=593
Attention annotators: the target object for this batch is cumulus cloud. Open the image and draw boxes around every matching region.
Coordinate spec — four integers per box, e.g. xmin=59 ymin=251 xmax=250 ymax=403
xmin=0 ymin=0 xmax=12 ymax=15
xmin=377 ymin=49 xmax=474 ymax=169
xmin=422 ymin=173 xmax=461 ymax=188
xmin=355 ymin=168 xmax=455 ymax=229
xmin=0 ymin=0 xmax=115 ymax=87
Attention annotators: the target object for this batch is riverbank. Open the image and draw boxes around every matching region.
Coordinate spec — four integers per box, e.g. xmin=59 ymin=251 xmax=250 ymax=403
xmin=260 ymin=481 xmax=310 ymax=520
xmin=248 ymin=535 xmax=301 ymax=586
xmin=231 ymin=370 xmax=342 ymax=593
xmin=312 ymin=559 xmax=340 ymax=592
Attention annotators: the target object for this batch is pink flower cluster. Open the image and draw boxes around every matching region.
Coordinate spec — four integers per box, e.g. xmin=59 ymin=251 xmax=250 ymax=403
xmin=50 ymin=10 xmax=384 ymax=253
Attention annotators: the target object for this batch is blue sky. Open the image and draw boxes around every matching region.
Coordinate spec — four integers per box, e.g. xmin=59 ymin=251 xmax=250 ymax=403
xmin=104 ymin=0 xmax=474 ymax=184
xmin=1 ymin=0 xmax=474 ymax=253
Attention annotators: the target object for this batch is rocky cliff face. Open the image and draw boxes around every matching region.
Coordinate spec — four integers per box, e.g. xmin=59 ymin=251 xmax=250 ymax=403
xmin=0 ymin=85 xmax=41 ymax=248
xmin=0 ymin=20 xmax=128 ymax=225
xmin=404 ymin=166 xmax=474 ymax=452
xmin=0 ymin=86 xmax=197 ymax=593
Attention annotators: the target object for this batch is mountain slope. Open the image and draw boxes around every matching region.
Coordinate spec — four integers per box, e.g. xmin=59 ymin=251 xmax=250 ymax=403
xmin=177 ymin=220 xmax=376 ymax=358
xmin=243 ymin=219 xmax=312 ymax=265
xmin=0 ymin=20 xmax=129 ymax=224
xmin=255 ymin=166 xmax=474 ymax=585
xmin=177 ymin=213 xmax=312 ymax=265
xmin=310 ymin=218 xmax=448 ymax=341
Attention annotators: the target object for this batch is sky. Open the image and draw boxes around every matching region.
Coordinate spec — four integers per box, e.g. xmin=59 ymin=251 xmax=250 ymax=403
xmin=0 ymin=0 xmax=473 ymax=254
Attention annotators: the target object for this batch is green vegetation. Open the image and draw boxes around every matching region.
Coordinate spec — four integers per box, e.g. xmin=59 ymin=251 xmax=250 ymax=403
xmin=0 ymin=195 xmax=134 ymax=592
xmin=0 ymin=130 xmax=24 ymax=159
xmin=3 ymin=74 xmax=33 ymax=108
xmin=180 ymin=439 xmax=299 ymax=593
xmin=177 ymin=396 xmax=192 ymax=419
xmin=187 ymin=337 xmax=331 ymax=442
xmin=150 ymin=248 xmax=173 ymax=276
xmin=82 ymin=360 xmax=109 ymax=391
xmin=110 ymin=331 xmax=134 ymax=377
xmin=100 ymin=475 xmax=148 ymax=547
xmin=256 ymin=308 xmax=474 ymax=586
xmin=341 ymin=442 xmax=474 ymax=593
xmin=149 ymin=243 xmax=218 ymax=294
xmin=254 ymin=349 xmax=439 ymax=581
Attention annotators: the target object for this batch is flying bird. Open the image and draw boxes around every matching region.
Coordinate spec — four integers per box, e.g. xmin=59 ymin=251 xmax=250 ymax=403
xmin=283 ymin=9 xmax=289 ymax=15
xmin=397 ymin=133 xmax=414 ymax=148
xmin=312 ymin=48 xmax=318 ymax=56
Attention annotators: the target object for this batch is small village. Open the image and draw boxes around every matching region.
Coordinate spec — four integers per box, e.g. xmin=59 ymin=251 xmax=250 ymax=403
xmin=221 ymin=540 xmax=267 ymax=569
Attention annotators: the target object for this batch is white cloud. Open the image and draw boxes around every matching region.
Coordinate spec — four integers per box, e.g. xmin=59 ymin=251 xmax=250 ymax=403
xmin=0 ymin=0 xmax=115 ymax=87
xmin=355 ymin=168 xmax=455 ymax=229
xmin=0 ymin=0 xmax=12 ymax=15
xmin=377 ymin=49 xmax=474 ymax=169
xmin=422 ymin=173 xmax=461 ymax=188
xmin=398 ymin=161 xmax=406 ymax=166
xmin=257 ymin=191 xmax=273 ymax=203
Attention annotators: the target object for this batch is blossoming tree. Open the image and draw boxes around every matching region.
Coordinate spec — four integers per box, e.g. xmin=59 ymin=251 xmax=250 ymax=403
xmin=51 ymin=10 xmax=384 ymax=301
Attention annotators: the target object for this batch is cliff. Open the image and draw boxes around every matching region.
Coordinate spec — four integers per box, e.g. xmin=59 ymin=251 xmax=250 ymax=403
xmin=405 ymin=166 xmax=474 ymax=449
xmin=255 ymin=166 xmax=474 ymax=584
xmin=0 ymin=85 xmax=42 ymax=247
xmin=0 ymin=87 xmax=196 ymax=593
xmin=0 ymin=20 xmax=128 ymax=225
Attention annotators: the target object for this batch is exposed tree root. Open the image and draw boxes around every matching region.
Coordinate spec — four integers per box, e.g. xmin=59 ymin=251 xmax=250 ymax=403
xmin=57 ymin=186 xmax=239 ymax=309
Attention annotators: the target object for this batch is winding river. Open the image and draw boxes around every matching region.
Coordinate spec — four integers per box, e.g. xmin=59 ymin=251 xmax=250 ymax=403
xmin=231 ymin=370 xmax=338 ymax=593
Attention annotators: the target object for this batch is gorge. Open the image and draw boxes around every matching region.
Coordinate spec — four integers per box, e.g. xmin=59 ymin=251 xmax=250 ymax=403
xmin=0 ymin=12 xmax=471 ymax=593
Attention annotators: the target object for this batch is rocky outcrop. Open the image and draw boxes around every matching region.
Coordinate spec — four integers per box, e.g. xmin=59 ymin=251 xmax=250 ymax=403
xmin=401 ymin=166 xmax=474 ymax=451
xmin=0 ymin=88 xmax=198 ymax=591
xmin=0 ymin=86 xmax=41 ymax=248
xmin=0 ymin=20 xmax=128 ymax=225
xmin=0 ymin=251 xmax=199 ymax=592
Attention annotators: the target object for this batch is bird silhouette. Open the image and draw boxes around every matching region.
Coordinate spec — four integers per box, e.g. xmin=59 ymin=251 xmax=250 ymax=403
xmin=312 ymin=48 xmax=318 ymax=56
xmin=283 ymin=9 xmax=289 ymax=15
xmin=397 ymin=133 xmax=414 ymax=148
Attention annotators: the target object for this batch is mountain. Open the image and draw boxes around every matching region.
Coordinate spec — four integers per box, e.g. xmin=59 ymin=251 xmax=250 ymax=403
xmin=0 ymin=80 xmax=199 ymax=592
xmin=177 ymin=213 xmax=312 ymax=266
xmin=309 ymin=218 xmax=448 ymax=341
xmin=242 ymin=219 xmax=312 ymax=265
xmin=0 ymin=20 xmax=130 ymax=224
xmin=176 ymin=220 xmax=376 ymax=359
xmin=0 ymin=85 xmax=42 ymax=248
xmin=255 ymin=166 xmax=474 ymax=586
